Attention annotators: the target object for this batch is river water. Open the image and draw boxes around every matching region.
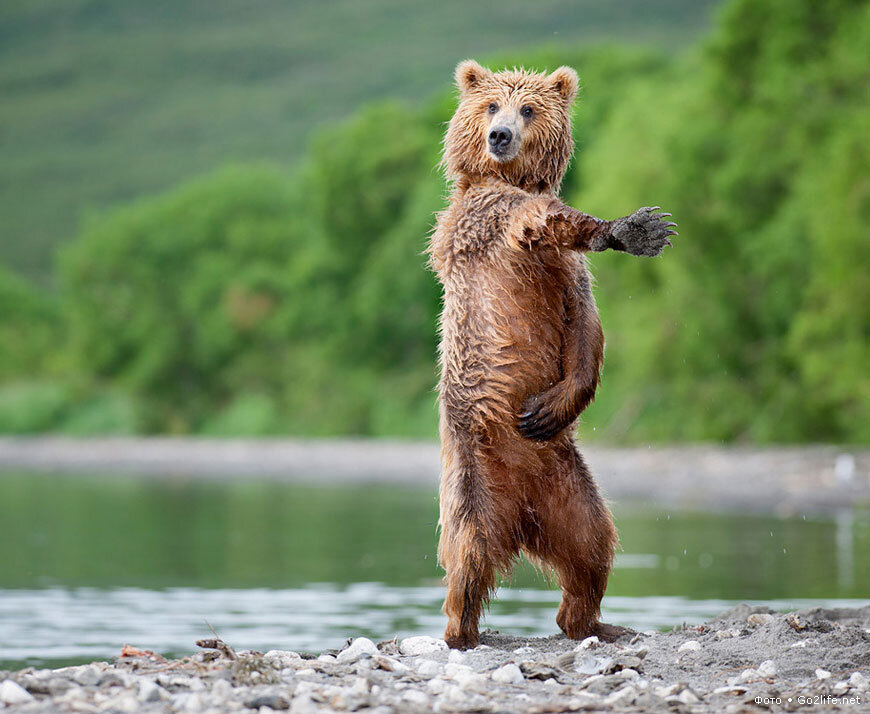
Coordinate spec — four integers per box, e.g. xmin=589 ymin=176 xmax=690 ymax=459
xmin=1 ymin=473 xmax=867 ymax=668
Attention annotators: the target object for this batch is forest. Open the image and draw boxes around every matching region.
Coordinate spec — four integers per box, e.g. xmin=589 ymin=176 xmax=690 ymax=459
xmin=1 ymin=0 xmax=867 ymax=443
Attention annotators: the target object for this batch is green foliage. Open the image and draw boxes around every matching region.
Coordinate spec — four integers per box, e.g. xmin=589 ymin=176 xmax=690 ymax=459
xmin=569 ymin=0 xmax=870 ymax=442
xmin=0 ymin=0 xmax=720 ymax=278
xmin=1 ymin=0 xmax=867 ymax=442
xmin=0 ymin=264 xmax=60 ymax=379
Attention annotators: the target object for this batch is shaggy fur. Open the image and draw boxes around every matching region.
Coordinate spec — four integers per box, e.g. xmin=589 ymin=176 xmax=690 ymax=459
xmin=429 ymin=61 xmax=676 ymax=650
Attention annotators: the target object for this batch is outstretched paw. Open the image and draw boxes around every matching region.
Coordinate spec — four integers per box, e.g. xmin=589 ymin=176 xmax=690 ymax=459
xmin=517 ymin=389 xmax=569 ymax=441
xmin=611 ymin=206 xmax=677 ymax=257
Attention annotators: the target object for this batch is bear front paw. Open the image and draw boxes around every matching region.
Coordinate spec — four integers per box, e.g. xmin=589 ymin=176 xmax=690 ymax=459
xmin=611 ymin=206 xmax=677 ymax=257
xmin=517 ymin=391 xmax=569 ymax=441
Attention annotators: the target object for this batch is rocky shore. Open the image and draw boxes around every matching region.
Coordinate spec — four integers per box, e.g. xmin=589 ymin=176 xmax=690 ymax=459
xmin=2 ymin=605 xmax=869 ymax=713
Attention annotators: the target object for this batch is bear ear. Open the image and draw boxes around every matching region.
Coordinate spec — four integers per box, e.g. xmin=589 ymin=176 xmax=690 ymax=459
xmin=549 ymin=66 xmax=579 ymax=102
xmin=455 ymin=60 xmax=489 ymax=93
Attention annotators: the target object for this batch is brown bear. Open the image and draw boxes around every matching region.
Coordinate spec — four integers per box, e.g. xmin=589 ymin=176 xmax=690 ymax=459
xmin=428 ymin=60 xmax=676 ymax=650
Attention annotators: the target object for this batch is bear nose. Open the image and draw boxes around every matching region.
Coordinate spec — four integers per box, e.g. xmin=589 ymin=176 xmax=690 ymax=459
xmin=488 ymin=126 xmax=513 ymax=150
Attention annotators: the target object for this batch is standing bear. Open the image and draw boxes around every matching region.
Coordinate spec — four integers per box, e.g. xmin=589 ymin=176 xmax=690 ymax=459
xmin=429 ymin=60 xmax=676 ymax=650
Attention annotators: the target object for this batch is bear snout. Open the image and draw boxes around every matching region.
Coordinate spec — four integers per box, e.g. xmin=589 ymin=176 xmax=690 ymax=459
xmin=487 ymin=125 xmax=518 ymax=161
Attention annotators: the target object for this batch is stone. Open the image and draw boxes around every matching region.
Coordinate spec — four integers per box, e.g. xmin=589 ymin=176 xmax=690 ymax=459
xmin=337 ymin=637 xmax=379 ymax=663
xmin=211 ymin=679 xmax=233 ymax=699
xmin=399 ymin=636 xmax=447 ymax=656
xmin=575 ymin=636 xmax=600 ymax=651
xmin=574 ymin=654 xmax=607 ymax=674
xmin=850 ymin=672 xmax=869 ymax=691
xmin=402 ymin=689 xmax=429 ymax=706
xmin=246 ymin=693 xmax=290 ymax=710
xmin=264 ymin=650 xmax=303 ymax=669
xmin=416 ymin=660 xmax=441 ymax=677
xmin=138 ymin=678 xmax=164 ymax=702
xmin=491 ymin=663 xmax=524 ymax=685
xmin=678 ymin=688 xmax=700 ymax=704
xmin=427 ymin=678 xmax=447 ymax=694
xmin=677 ymin=640 xmax=701 ymax=653
xmin=816 ymin=668 xmax=832 ymax=680
xmin=74 ymin=664 xmax=103 ymax=687
xmin=373 ymin=655 xmax=409 ymax=674
xmin=0 ymin=680 xmax=34 ymax=705
xmin=447 ymin=649 xmax=465 ymax=664
xmin=604 ymin=685 xmax=636 ymax=707
xmin=757 ymin=659 xmax=776 ymax=678
xmin=747 ymin=613 xmax=775 ymax=626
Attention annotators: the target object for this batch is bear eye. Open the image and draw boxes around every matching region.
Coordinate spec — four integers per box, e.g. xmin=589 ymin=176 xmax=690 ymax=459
xmin=520 ymin=105 xmax=534 ymax=120
xmin=487 ymin=102 xmax=498 ymax=114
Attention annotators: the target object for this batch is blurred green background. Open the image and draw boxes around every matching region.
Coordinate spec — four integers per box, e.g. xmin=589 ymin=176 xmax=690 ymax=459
xmin=1 ymin=0 xmax=867 ymax=443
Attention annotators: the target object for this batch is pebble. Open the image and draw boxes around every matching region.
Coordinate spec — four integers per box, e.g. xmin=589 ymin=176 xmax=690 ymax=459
xmin=402 ymin=689 xmax=429 ymax=706
xmin=416 ymin=659 xmax=442 ymax=677
xmin=337 ymin=637 xmax=379 ymax=663
xmin=604 ymin=685 xmax=636 ymax=706
xmin=264 ymin=650 xmax=303 ymax=668
xmin=427 ymin=678 xmax=448 ymax=694
xmin=447 ymin=649 xmax=466 ymax=664
xmin=246 ymin=692 xmax=290 ymax=710
xmin=137 ymin=678 xmax=164 ymax=703
xmin=0 ymin=680 xmax=35 ymax=705
xmin=399 ymin=636 xmax=447 ymax=656
xmin=491 ymin=663 xmax=524 ymax=685
xmin=747 ymin=613 xmax=775 ymax=626
xmin=575 ymin=636 xmax=600 ymax=651
xmin=816 ymin=668 xmax=832 ymax=680
xmin=757 ymin=659 xmax=776 ymax=677
xmin=850 ymin=671 xmax=869 ymax=691
xmin=678 ymin=640 xmax=701 ymax=653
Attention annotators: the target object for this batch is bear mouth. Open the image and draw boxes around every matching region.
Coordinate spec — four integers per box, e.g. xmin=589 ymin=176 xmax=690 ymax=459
xmin=487 ymin=145 xmax=519 ymax=163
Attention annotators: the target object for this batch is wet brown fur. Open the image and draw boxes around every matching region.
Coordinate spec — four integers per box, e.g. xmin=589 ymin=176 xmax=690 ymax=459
xmin=429 ymin=61 xmax=675 ymax=649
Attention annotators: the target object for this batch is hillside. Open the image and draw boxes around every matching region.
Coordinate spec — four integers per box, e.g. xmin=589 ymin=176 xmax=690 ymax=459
xmin=0 ymin=0 xmax=722 ymax=278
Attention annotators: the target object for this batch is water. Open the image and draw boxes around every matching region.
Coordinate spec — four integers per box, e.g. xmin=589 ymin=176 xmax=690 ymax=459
xmin=1 ymin=472 xmax=868 ymax=669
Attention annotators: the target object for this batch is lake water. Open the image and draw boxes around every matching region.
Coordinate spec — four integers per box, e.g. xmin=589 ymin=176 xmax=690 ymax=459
xmin=1 ymin=472 xmax=867 ymax=669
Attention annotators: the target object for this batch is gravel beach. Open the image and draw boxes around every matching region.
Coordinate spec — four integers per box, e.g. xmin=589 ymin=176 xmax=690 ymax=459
xmin=2 ymin=605 xmax=868 ymax=713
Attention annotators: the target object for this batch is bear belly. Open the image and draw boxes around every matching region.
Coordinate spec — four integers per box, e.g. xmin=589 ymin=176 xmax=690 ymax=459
xmin=438 ymin=260 xmax=567 ymax=428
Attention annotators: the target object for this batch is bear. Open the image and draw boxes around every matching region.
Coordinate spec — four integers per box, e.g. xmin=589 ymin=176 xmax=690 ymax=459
xmin=428 ymin=60 xmax=677 ymax=650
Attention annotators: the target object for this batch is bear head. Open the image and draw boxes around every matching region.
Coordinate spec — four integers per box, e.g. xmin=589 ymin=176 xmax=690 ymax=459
xmin=443 ymin=60 xmax=579 ymax=194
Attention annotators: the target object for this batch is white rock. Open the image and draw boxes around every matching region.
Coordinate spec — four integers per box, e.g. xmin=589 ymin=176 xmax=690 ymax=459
xmin=399 ymin=636 xmax=447 ymax=656
xmin=337 ymin=637 xmax=379 ymax=663
xmin=427 ymin=678 xmax=447 ymax=694
xmin=454 ymin=671 xmax=487 ymax=691
xmin=833 ymin=681 xmax=850 ymax=695
xmin=715 ymin=629 xmax=739 ymax=640
xmin=713 ymin=685 xmax=748 ymax=695
xmin=738 ymin=668 xmax=760 ymax=683
xmin=654 ymin=683 xmax=685 ymax=697
xmin=543 ymin=678 xmax=559 ymax=687
xmin=402 ymin=689 xmax=429 ymax=706
xmin=296 ymin=667 xmax=316 ymax=676
xmin=850 ymin=672 xmax=869 ymax=691
xmin=491 ymin=663 xmax=524 ymax=685
xmin=512 ymin=646 xmax=536 ymax=655
xmin=575 ymin=636 xmax=600 ymax=651
xmin=575 ymin=654 xmax=606 ymax=674
xmin=444 ymin=663 xmax=473 ymax=679
xmin=604 ymin=685 xmax=636 ymax=706
xmin=349 ymin=678 xmax=369 ymax=695
xmin=0 ymin=680 xmax=34 ymax=705
xmin=816 ymin=668 xmax=832 ymax=680
xmin=264 ymin=650 xmax=303 ymax=668
xmin=138 ymin=678 xmax=166 ymax=702
xmin=747 ymin=613 xmax=775 ymax=625
xmin=211 ymin=679 xmax=233 ymax=699
xmin=289 ymin=695 xmax=318 ymax=714
xmin=317 ymin=654 xmax=335 ymax=663
xmin=678 ymin=640 xmax=701 ymax=653
xmin=757 ymin=660 xmax=776 ymax=677
xmin=678 ymin=689 xmax=700 ymax=704
xmin=417 ymin=660 xmax=442 ymax=677
xmin=447 ymin=649 xmax=466 ymax=664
